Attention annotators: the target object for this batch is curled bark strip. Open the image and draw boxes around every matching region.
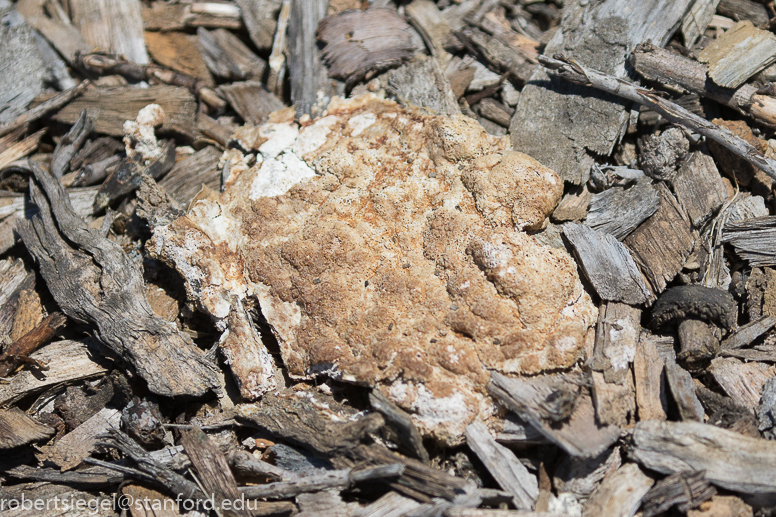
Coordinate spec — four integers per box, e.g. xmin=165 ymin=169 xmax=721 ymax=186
xmin=16 ymin=162 xmax=220 ymax=398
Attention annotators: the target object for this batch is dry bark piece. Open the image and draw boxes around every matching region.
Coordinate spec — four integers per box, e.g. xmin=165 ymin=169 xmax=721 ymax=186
xmin=665 ymin=359 xmax=705 ymax=421
xmin=17 ymin=162 xmax=220 ymax=398
xmin=69 ymin=0 xmax=148 ymax=65
xmin=707 ymin=119 xmax=768 ymax=188
xmin=235 ymin=0 xmax=282 ymax=52
xmin=581 ymin=463 xmax=654 ymax=517
xmin=369 ymin=390 xmax=429 ymax=464
xmin=698 ymin=21 xmax=776 ymax=89
xmin=0 ymin=312 xmax=67 ymax=378
xmin=723 ymin=216 xmax=776 ymax=267
xmin=197 ymin=27 xmax=267 ymax=81
xmin=633 ymin=332 xmax=668 ymax=421
xmin=318 ymin=8 xmax=418 ymax=85
xmin=721 ymin=315 xmax=776 ymax=350
xmin=382 ymin=54 xmax=461 ymax=116
xmin=586 ymin=177 xmax=659 ymax=240
xmin=671 ymin=150 xmax=727 ymax=229
xmin=144 ymin=31 xmax=214 ymax=87
xmin=641 ymin=471 xmax=716 ymax=517
xmin=150 ymin=94 xmax=596 ymax=444
xmin=0 ymin=408 xmax=54 ymax=449
xmin=217 ymin=81 xmax=286 ymax=126
xmin=509 ymin=0 xmax=694 ymax=185
xmin=589 ymin=302 xmax=640 ymax=384
xmin=681 ymin=0 xmax=722 ymax=47
xmin=709 ymin=357 xmax=775 ymax=412
xmin=38 ymin=408 xmax=121 ymax=471
xmin=159 ymin=146 xmax=221 ymax=207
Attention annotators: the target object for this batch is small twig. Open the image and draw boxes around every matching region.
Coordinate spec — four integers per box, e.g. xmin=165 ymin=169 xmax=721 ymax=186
xmin=0 ymin=81 xmax=90 ymax=139
xmin=0 ymin=312 xmax=67 ymax=378
xmin=539 ymin=54 xmax=776 ymax=181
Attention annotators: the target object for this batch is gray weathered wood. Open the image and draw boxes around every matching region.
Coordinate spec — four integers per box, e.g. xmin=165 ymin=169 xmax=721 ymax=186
xmin=0 ymin=407 xmax=53 ymax=449
xmin=721 ymin=315 xmax=776 ymax=350
xmin=466 ymin=421 xmax=538 ymax=510
xmin=589 ymin=302 xmax=641 ymax=384
xmin=197 ymin=27 xmax=267 ymax=81
xmin=591 ymin=370 xmax=636 ymax=427
xmin=709 ymin=357 xmax=774 ymax=411
xmin=16 ymin=0 xmax=91 ymax=64
xmin=0 ymin=0 xmax=47 ymax=126
xmin=489 ymin=373 xmax=621 ymax=458
xmin=625 ymin=184 xmax=696 ymax=296
xmin=586 ymin=177 xmax=659 ymax=240
xmin=509 ymin=0 xmax=694 ymax=185
xmin=354 ymin=490 xmax=421 ymax=517
xmin=723 ymin=216 xmax=776 ymax=266
xmin=69 ymin=0 xmax=148 ymax=65
xmin=369 ymin=390 xmax=429 ymax=464
xmin=682 ymin=0 xmax=722 ymax=47
xmin=234 ymin=0 xmax=282 ymax=51
xmin=718 ymin=0 xmax=769 ymax=26
xmin=671 ymin=150 xmax=727 ymax=228
xmin=38 ymin=408 xmax=120 ymax=471
xmin=665 ymin=359 xmax=705 ymax=422
xmin=562 ymin=222 xmax=652 ymax=305
xmin=159 ymin=147 xmax=221 ymax=207
xmin=581 ymin=463 xmax=654 ymax=517
xmin=217 ymin=81 xmax=286 ymax=126
xmin=640 ymin=470 xmax=716 ymax=517
xmin=698 ymin=20 xmax=776 ymax=88
xmin=632 ymin=419 xmax=776 ymax=494
xmin=383 ymin=54 xmax=460 ymax=117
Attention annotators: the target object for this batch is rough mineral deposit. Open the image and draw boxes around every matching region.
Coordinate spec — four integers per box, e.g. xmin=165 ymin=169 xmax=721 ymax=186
xmin=148 ymin=94 xmax=597 ymax=443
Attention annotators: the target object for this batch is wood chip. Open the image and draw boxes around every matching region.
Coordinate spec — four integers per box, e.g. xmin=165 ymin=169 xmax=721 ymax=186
xmin=632 ymin=420 xmax=776 ymax=494
xmin=69 ymin=0 xmax=148 ymax=65
xmin=586 ymin=177 xmax=659 ymax=240
xmin=633 ymin=332 xmax=668 ymax=421
xmin=15 ymin=0 xmax=92 ymax=64
xmin=159 ymin=146 xmax=221 ymax=207
xmin=581 ymin=463 xmax=654 ymax=517
xmin=197 ymin=27 xmax=267 ymax=81
xmin=217 ymin=81 xmax=286 ymax=126
xmin=671 ymin=150 xmax=727 ymax=228
xmin=235 ymin=0 xmax=282 ymax=51
xmin=709 ymin=357 xmax=775 ymax=411
xmin=723 ymin=216 xmax=776 ymax=266
xmin=698 ymin=20 xmax=776 ymax=88
xmin=665 ymin=359 xmax=705 ymax=422
xmin=55 ymin=85 xmax=196 ymax=137
xmin=38 ymin=407 xmax=121 ymax=471
xmin=563 ymin=222 xmax=652 ymax=305
xmin=681 ymin=0 xmax=722 ymax=47
xmin=382 ymin=54 xmax=461 ymax=116
xmin=0 ymin=407 xmax=53 ymax=449
xmin=145 ymin=31 xmax=214 ymax=87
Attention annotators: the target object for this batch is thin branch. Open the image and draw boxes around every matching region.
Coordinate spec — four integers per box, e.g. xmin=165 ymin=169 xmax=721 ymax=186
xmin=539 ymin=54 xmax=776 ymax=181
xmin=0 ymin=81 xmax=90 ymax=138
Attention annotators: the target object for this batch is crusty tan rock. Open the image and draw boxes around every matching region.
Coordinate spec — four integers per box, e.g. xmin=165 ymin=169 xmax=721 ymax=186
xmin=148 ymin=94 xmax=597 ymax=444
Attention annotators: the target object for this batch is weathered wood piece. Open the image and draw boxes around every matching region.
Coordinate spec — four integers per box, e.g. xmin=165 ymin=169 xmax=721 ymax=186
xmin=475 ymin=99 xmax=514 ymax=129
xmin=542 ymin=55 xmax=776 ymax=181
xmin=591 ymin=371 xmax=636 ymax=427
xmin=581 ymin=463 xmax=653 ymax=517
xmin=16 ymin=0 xmax=91 ymax=64
xmin=69 ymin=0 xmax=148 ymax=65
xmin=55 ymin=85 xmax=196 ymax=137
xmin=586 ymin=177 xmax=659 ymax=240
xmin=6 ymin=464 xmax=123 ymax=487
xmin=235 ymin=0 xmax=282 ymax=51
xmin=632 ymin=42 xmax=776 ymax=126
xmin=266 ymin=0 xmax=290 ymax=97
xmin=454 ymin=26 xmax=536 ymax=86
xmin=682 ymin=0 xmax=722 ymax=47
xmin=640 ymin=471 xmax=716 ymax=517
xmin=141 ymin=1 xmax=242 ymax=32
xmin=229 ymin=450 xmax=290 ymax=482
xmin=297 ymin=490 xmax=358 ymax=517
xmin=671 ymin=150 xmax=727 ymax=228
xmin=369 ymin=390 xmax=429 ymax=464
xmin=0 ymin=129 xmax=46 ymax=170
xmin=723 ymin=216 xmax=776 ymax=266
xmin=698 ymin=21 xmax=776 ymax=88
xmin=288 ymin=0 xmax=339 ymax=117
xmin=0 ymin=0 xmax=48 ymax=126
xmin=509 ymin=0 xmax=693 ymax=184
xmin=496 ymin=414 xmax=547 ymax=445
xmin=466 ymin=421 xmax=538 ymax=510
xmin=382 ymin=54 xmax=461 ymax=116
xmin=562 ymin=222 xmax=652 ymax=305
xmin=709 ymin=357 xmax=774 ymax=411
xmin=197 ymin=27 xmax=267 ymax=81
xmin=235 ymin=391 xmax=384 ymax=456
xmin=318 ymin=9 xmax=417 ymax=85
xmin=217 ymin=81 xmax=286 ymax=126
xmin=489 ymin=373 xmax=620 ymax=458
xmin=180 ymin=426 xmax=251 ymax=517
xmin=625 ymin=184 xmax=696 ymax=296
xmin=355 ymin=490 xmax=421 ymax=517
xmin=38 ymin=408 xmax=120 ymax=471
xmin=633 ymin=332 xmax=668 ymax=421
xmin=17 ymin=163 xmax=220 ymax=397
xmin=552 ymin=185 xmax=590 ymax=222
xmin=405 ymin=0 xmax=457 ymax=58
xmin=718 ymin=0 xmax=769 ymax=26
xmin=144 ymin=31 xmax=214 ymax=87
xmin=159 ymin=146 xmax=221 ymax=207
xmin=721 ymin=315 xmax=776 ymax=350
xmin=665 ymin=359 xmax=705 ymax=422
xmin=0 ymin=340 xmax=109 ymax=406
xmin=589 ymin=302 xmax=641 ymax=384
xmin=0 ymin=407 xmax=53 ymax=449
xmin=632 ymin=419 xmax=776 ymax=494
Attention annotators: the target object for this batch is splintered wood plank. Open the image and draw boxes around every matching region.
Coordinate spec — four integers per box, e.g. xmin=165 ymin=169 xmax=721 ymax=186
xmin=698 ymin=20 xmax=776 ymax=88
xmin=625 ymin=184 xmax=696 ymax=296
xmin=723 ymin=216 xmax=776 ymax=266
xmin=709 ymin=357 xmax=775 ymax=411
xmin=145 ymin=31 xmax=214 ymax=87
xmin=671 ymin=150 xmax=727 ymax=228
xmin=632 ymin=420 xmax=776 ymax=494
xmin=0 ymin=340 xmax=109 ymax=406
xmin=582 ymin=463 xmax=654 ymax=517
xmin=0 ymin=0 xmax=47 ymax=126
xmin=466 ymin=421 xmax=539 ymax=510
xmin=633 ymin=332 xmax=668 ymax=421
xmin=0 ymin=129 xmax=46 ymax=170
xmin=55 ymin=85 xmax=196 ymax=136
xmin=586 ymin=177 xmax=659 ymax=240
xmin=217 ymin=81 xmax=286 ymax=126
xmin=0 ymin=408 xmax=53 ymax=449
xmin=562 ymin=223 xmax=652 ymax=305
xmin=681 ymin=0 xmax=722 ymax=47
xmin=509 ymin=0 xmax=694 ymax=185
xmin=720 ymin=315 xmax=776 ymax=349
xmin=159 ymin=146 xmax=222 ymax=206
xmin=69 ymin=0 xmax=149 ymax=65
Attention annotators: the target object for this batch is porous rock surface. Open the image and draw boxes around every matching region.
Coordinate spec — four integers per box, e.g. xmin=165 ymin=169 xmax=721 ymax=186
xmin=149 ymin=94 xmax=597 ymax=444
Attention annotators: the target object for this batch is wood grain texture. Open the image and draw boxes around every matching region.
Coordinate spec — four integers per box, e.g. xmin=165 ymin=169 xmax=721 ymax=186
xmin=586 ymin=177 xmax=659 ymax=240
xmin=0 ymin=408 xmax=53 ymax=449
xmin=698 ymin=21 xmax=776 ymax=88
xmin=69 ymin=0 xmax=148 ymax=65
